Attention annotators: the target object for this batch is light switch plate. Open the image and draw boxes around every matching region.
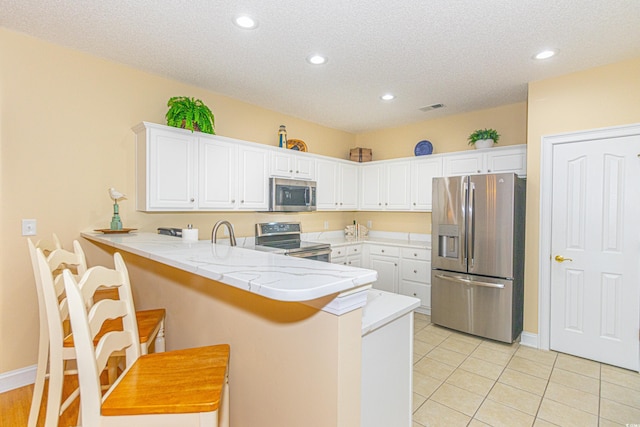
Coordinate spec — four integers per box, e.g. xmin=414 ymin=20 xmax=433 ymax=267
xmin=22 ymin=219 xmax=37 ymax=236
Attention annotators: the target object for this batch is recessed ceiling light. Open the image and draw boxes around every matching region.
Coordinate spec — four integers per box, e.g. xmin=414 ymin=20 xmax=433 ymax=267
xmin=380 ymin=94 xmax=395 ymax=101
xmin=534 ymin=49 xmax=557 ymax=60
xmin=234 ymin=15 xmax=258 ymax=29
xmin=306 ymin=54 xmax=327 ymax=65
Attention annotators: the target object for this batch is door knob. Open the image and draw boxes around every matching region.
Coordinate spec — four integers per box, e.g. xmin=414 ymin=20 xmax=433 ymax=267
xmin=555 ymin=255 xmax=573 ymax=263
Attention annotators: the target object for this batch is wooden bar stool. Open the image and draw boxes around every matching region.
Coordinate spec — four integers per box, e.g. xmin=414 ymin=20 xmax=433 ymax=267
xmin=63 ymin=253 xmax=230 ymax=426
xmin=27 ymin=239 xmax=166 ymax=427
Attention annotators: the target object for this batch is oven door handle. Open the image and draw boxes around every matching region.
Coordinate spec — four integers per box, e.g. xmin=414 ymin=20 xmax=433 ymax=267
xmin=287 ymin=248 xmax=332 ymax=258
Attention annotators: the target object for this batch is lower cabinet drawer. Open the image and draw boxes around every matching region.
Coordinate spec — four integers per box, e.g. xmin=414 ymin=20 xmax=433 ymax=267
xmin=368 ymin=245 xmax=400 ymax=257
xmin=399 ymin=281 xmax=431 ymax=308
xmin=401 ymin=259 xmax=430 ymax=282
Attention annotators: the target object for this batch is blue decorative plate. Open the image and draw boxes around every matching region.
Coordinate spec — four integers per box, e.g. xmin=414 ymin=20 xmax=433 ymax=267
xmin=414 ymin=140 xmax=433 ymax=156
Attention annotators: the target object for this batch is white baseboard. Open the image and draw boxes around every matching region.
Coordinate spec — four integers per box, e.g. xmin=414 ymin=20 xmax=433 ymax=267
xmin=0 ymin=365 xmax=36 ymax=393
xmin=520 ymin=331 xmax=539 ymax=349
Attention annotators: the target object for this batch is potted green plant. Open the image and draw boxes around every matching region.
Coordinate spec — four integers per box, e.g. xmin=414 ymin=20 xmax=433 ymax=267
xmin=166 ymin=96 xmax=215 ymax=134
xmin=468 ymin=128 xmax=500 ymax=149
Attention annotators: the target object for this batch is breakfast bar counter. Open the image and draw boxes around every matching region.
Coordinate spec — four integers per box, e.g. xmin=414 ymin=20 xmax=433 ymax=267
xmin=81 ymin=232 xmax=377 ymax=306
xmin=80 ymin=231 xmax=381 ymax=427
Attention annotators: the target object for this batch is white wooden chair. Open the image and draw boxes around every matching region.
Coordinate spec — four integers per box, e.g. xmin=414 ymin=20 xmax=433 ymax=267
xmin=63 ymin=253 xmax=230 ymax=427
xmin=27 ymin=240 xmax=166 ymax=427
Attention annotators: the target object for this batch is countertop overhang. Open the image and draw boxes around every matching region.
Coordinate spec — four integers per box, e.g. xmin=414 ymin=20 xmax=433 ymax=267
xmin=81 ymin=232 xmax=378 ymax=305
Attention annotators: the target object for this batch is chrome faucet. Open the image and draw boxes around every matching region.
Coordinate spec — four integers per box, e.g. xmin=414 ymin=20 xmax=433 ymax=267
xmin=211 ymin=220 xmax=237 ymax=246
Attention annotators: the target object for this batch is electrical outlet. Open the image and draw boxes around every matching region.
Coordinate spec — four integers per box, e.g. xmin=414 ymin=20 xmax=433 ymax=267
xmin=22 ymin=219 xmax=37 ymax=236
xmin=367 ymin=220 xmax=372 ymax=229
xmin=324 ymin=221 xmax=329 ymax=230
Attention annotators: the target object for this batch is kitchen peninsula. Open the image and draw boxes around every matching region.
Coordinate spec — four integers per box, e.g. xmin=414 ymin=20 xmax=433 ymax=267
xmin=81 ymin=232 xmax=407 ymax=427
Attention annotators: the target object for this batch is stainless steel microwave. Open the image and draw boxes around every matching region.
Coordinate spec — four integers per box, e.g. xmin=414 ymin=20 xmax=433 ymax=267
xmin=269 ymin=178 xmax=317 ymax=212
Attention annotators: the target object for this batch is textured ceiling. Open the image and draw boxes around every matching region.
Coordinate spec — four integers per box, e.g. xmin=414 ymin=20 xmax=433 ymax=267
xmin=1 ymin=1 xmax=639 ymax=133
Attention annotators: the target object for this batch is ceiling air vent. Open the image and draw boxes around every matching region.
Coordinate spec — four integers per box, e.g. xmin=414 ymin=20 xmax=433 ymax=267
xmin=419 ymin=103 xmax=445 ymax=112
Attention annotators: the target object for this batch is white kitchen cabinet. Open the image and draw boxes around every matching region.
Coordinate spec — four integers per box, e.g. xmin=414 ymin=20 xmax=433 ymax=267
xmin=367 ymin=245 xmax=400 ymax=293
xmin=135 ymin=123 xmax=268 ymax=211
xmin=485 ymin=145 xmax=527 ymax=176
xmin=399 ymin=247 xmax=431 ymax=313
xmin=359 ymin=161 xmax=411 ymax=210
xmin=198 ymin=138 xmax=269 ymax=210
xmin=331 ymin=243 xmax=362 ymax=266
xmin=199 ymin=138 xmax=237 ymax=209
xmin=271 ymin=150 xmax=315 ymax=180
xmin=442 ymin=145 xmax=526 ymax=177
xmin=316 ymin=160 xmax=359 ymax=210
xmin=410 ymin=157 xmax=443 ymax=211
xmin=134 ymin=122 xmax=197 ymax=211
xmin=237 ymin=145 xmax=270 ymax=210
xmin=361 ymin=291 xmax=416 ymax=427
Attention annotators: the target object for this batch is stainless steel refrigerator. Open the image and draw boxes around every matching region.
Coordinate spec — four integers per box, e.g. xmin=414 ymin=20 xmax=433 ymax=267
xmin=431 ymin=173 xmax=526 ymax=343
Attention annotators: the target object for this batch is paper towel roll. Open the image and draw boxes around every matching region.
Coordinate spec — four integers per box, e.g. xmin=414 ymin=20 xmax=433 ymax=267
xmin=182 ymin=228 xmax=199 ymax=242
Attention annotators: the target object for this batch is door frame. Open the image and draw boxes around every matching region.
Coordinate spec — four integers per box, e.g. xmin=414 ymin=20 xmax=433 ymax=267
xmin=538 ymin=122 xmax=640 ymax=351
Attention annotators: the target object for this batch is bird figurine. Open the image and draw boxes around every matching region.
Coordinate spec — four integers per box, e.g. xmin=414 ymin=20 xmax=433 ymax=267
xmin=109 ymin=187 xmax=126 ymax=203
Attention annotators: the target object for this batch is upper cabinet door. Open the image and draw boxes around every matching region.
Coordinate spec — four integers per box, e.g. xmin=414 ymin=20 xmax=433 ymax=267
xmin=339 ymin=163 xmax=359 ymax=210
xmin=145 ymin=127 xmax=197 ymax=210
xmin=384 ymin=161 xmax=411 ymax=210
xmin=443 ymin=152 xmax=484 ymax=176
xmin=360 ymin=164 xmax=385 ymax=210
xmin=271 ymin=151 xmax=316 ymax=180
xmin=316 ymin=159 xmax=339 ymax=209
xmin=238 ymin=146 xmax=269 ymax=210
xmin=198 ymin=139 xmax=237 ymax=209
xmin=485 ymin=146 xmax=527 ymax=176
xmin=411 ymin=158 xmax=443 ymax=211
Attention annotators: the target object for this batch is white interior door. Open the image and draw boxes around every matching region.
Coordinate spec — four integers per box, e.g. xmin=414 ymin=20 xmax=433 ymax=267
xmin=550 ymin=134 xmax=640 ymax=370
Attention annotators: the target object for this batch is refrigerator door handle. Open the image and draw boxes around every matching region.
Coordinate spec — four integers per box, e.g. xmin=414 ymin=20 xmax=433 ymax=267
xmin=462 ymin=180 xmax=468 ymax=267
xmin=435 ymin=274 xmax=505 ymax=289
xmin=469 ymin=182 xmax=476 ymax=269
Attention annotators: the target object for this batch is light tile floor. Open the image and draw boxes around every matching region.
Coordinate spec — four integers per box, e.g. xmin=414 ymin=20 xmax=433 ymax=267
xmin=412 ymin=312 xmax=640 ymax=427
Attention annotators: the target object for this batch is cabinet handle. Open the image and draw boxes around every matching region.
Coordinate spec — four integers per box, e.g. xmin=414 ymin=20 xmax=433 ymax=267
xmin=354 ymin=248 xmax=358 ymax=252
xmin=385 ymin=202 xmax=388 ymax=205
xmin=394 ymin=263 xmax=397 ymax=267
xmin=413 ymin=292 xmax=417 ymax=297
xmin=241 ymin=200 xmax=244 ymax=203
xmin=296 ymin=170 xmax=299 ymax=173
xmin=477 ymin=170 xmax=481 ymax=173
xmin=340 ymin=202 xmax=343 ymax=205
xmin=190 ymin=198 xmax=195 ymax=202
xmin=335 ymin=202 xmax=338 ymax=205
xmin=378 ymin=202 xmax=382 ymax=206
xmin=413 ymin=202 xmax=416 ymax=205
xmin=488 ymin=169 xmax=491 ymax=172
xmin=289 ymin=170 xmax=293 ymax=173
xmin=231 ymin=199 xmax=236 ymax=203
xmin=381 ymin=249 xmax=385 ymax=253
xmin=414 ymin=270 xmax=417 ymax=273
xmin=414 ymin=253 xmax=418 ymax=257
xmin=348 ymin=261 xmax=351 ymax=265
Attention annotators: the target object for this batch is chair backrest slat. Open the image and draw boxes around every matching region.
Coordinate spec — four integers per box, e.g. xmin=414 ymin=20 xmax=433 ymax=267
xmin=63 ymin=252 xmax=142 ymax=424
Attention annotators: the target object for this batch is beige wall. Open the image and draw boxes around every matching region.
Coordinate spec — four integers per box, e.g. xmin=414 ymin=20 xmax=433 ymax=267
xmin=0 ymin=28 xmax=357 ymax=373
xmin=355 ymin=102 xmax=527 ymax=160
xmin=524 ymin=57 xmax=640 ymax=333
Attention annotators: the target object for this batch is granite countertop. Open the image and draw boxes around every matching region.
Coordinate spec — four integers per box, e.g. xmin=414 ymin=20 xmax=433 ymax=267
xmin=81 ymin=232 xmax=377 ymax=304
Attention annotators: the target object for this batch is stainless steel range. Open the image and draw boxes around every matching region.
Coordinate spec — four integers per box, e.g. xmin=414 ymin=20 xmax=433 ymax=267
xmin=254 ymin=222 xmax=331 ymax=262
